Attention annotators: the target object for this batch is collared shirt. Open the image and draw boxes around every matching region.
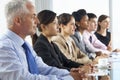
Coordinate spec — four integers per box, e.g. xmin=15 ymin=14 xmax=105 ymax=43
xmin=0 ymin=29 xmax=74 ymax=80
xmin=83 ymin=30 xmax=110 ymax=54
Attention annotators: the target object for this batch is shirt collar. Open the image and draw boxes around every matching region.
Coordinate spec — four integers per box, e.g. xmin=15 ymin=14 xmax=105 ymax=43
xmin=5 ymin=29 xmax=24 ymax=46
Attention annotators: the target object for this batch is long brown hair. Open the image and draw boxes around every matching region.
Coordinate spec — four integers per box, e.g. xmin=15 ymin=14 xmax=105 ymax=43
xmin=97 ymin=14 xmax=109 ymax=31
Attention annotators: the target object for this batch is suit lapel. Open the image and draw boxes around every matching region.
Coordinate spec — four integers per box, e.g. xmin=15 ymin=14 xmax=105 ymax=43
xmin=40 ymin=34 xmax=62 ymax=65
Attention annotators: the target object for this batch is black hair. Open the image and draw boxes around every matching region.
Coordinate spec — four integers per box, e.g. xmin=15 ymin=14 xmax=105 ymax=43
xmin=37 ymin=10 xmax=56 ymax=31
xmin=72 ymin=9 xmax=87 ymax=22
xmin=87 ymin=13 xmax=97 ymax=20
xmin=32 ymin=10 xmax=56 ymax=45
xmin=72 ymin=9 xmax=87 ymax=30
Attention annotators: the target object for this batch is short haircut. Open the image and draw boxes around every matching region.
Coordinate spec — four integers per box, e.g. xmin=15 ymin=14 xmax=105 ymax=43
xmin=5 ymin=0 xmax=31 ymax=26
xmin=72 ymin=9 xmax=87 ymax=22
xmin=87 ymin=13 xmax=97 ymax=20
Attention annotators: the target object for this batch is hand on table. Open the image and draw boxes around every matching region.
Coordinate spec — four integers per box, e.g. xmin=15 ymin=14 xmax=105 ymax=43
xmin=70 ymin=64 xmax=94 ymax=80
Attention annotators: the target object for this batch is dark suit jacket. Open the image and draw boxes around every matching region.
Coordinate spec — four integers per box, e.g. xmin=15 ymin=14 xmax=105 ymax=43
xmin=33 ymin=34 xmax=83 ymax=71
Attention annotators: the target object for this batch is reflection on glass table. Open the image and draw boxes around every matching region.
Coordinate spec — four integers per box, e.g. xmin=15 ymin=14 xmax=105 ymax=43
xmin=87 ymin=63 xmax=111 ymax=80
xmin=109 ymin=52 xmax=120 ymax=80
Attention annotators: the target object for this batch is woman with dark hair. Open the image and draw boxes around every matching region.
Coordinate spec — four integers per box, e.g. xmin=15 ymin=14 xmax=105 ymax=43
xmin=82 ymin=13 xmax=111 ymax=55
xmin=95 ymin=15 xmax=111 ymax=47
xmin=33 ymin=10 xmax=91 ymax=79
xmin=71 ymin=9 xmax=89 ymax=54
xmin=95 ymin=15 xmax=120 ymax=52
xmin=34 ymin=10 xmax=81 ymax=70
xmin=52 ymin=13 xmax=92 ymax=64
xmin=71 ymin=9 xmax=103 ymax=59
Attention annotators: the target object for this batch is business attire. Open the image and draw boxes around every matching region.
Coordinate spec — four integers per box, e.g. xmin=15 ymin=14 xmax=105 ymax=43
xmin=52 ymin=34 xmax=92 ymax=64
xmin=95 ymin=30 xmax=111 ymax=46
xmin=71 ymin=31 xmax=96 ymax=59
xmin=83 ymin=30 xmax=110 ymax=54
xmin=34 ymin=34 xmax=82 ymax=71
xmin=0 ymin=29 xmax=74 ymax=80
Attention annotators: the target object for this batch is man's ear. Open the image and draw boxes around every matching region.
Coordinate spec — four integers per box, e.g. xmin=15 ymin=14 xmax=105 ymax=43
xmin=13 ymin=17 xmax=21 ymax=25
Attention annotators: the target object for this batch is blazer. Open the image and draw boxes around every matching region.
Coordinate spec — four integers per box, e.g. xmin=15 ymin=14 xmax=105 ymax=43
xmin=71 ymin=31 xmax=96 ymax=59
xmin=33 ymin=34 xmax=82 ymax=71
xmin=71 ymin=31 xmax=88 ymax=54
xmin=52 ymin=34 xmax=92 ymax=64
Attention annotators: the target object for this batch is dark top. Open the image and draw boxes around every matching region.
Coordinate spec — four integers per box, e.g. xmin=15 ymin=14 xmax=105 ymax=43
xmin=94 ymin=31 xmax=111 ymax=46
xmin=33 ymin=34 xmax=83 ymax=71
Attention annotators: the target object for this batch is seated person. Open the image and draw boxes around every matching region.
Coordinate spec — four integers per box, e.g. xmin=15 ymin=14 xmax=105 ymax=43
xmin=52 ymin=13 xmax=92 ymax=64
xmin=0 ymin=0 xmax=85 ymax=80
xmin=83 ymin=13 xmax=111 ymax=80
xmin=95 ymin=14 xmax=120 ymax=52
xmin=71 ymin=9 xmax=102 ymax=59
xmin=33 ymin=10 xmax=85 ymax=71
xmin=83 ymin=13 xmax=110 ymax=55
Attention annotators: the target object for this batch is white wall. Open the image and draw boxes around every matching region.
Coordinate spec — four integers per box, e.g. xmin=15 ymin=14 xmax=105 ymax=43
xmin=1 ymin=0 xmax=119 ymax=48
xmin=0 ymin=0 xmax=9 ymax=35
xmin=52 ymin=0 xmax=109 ymax=17
xmin=110 ymin=0 xmax=120 ymax=49
xmin=35 ymin=0 xmax=53 ymax=13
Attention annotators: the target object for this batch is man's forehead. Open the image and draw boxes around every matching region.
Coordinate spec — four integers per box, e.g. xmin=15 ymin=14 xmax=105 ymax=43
xmin=26 ymin=1 xmax=35 ymax=10
xmin=26 ymin=2 xmax=37 ymax=14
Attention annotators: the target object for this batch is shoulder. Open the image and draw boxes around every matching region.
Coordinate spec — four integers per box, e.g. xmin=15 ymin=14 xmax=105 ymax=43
xmin=52 ymin=35 xmax=65 ymax=44
xmin=33 ymin=35 xmax=49 ymax=49
xmin=52 ymin=35 xmax=62 ymax=40
xmin=71 ymin=32 xmax=78 ymax=39
xmin=94 ymin=31 xmax=100 ymax=37
xmin=83 ymin=30 xmax=89 ymax=36
xmin=68 ymin=36 xmax=75 ymax=42
xmin=104 ymin=30 xmax=111 ymax=38
xmin=0 ymin=36 xmax=15 ymax=49
xmin=83 ymin=30 xmax=91 ymax=39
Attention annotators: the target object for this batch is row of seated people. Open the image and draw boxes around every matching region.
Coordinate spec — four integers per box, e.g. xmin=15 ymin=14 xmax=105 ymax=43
xmin=1 ymin=0 xmax=118 ymax=79
xmin=33 ymin=10 xmax=89 ymax=80
xmin=32 ymin=9 xmax=119 ymax=80
xmin=0 ymin=0 xmax=84 ymax=80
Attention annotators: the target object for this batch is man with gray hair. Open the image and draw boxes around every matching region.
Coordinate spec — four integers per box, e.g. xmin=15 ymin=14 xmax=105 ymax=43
xmin=0 ymin=0 xmax=87 ymax=80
